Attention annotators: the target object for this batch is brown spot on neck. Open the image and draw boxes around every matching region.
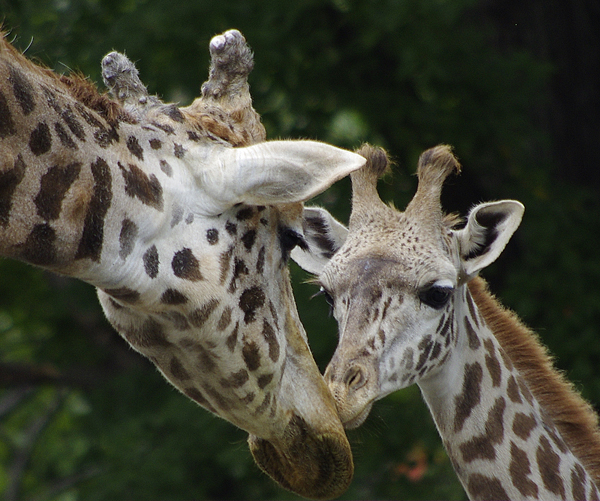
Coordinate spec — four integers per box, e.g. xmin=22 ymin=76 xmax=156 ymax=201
xmin=239 ymin=286 xmax=265 ymax=323
xmin=172 ymin=248 xmax=203 ymax=281
xmin=459 ymin=397 xmax=506 ymax=462
xmin=509 ymin=442 xmax=539 ymax=498
xmin=536 ymin=435 xmax=566 ymax=497
xmin=467 ymin=473 xmax=509 ymax=500
xmin=75 ymin=157 xmax=112 ymax=262
xmin=454 ymin=361 xmax=483 ymax=433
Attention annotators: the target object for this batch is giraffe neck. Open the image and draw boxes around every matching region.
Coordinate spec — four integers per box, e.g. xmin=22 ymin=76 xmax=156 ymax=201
xmin=418 ymin=280 xmax=600 ymax=501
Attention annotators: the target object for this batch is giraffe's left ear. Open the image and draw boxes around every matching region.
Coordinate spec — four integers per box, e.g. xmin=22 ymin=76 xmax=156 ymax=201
xmin=454 ymin=200 xmax=524 ymax=281
xmin=291 ymin=207 xmax=348 ymax=275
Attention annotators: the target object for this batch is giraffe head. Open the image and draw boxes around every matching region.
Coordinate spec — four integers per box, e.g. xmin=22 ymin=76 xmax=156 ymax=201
xmin=293 ymin=145 xmax=523 ymax=428
xmin=0 ymin=30 xmax=366 ymax=498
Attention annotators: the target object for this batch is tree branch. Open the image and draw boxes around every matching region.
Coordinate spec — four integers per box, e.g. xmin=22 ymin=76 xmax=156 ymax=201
xmin=28 ymin=466 xmax=103 ymax=501
xmin=0 ymin=362 xmax=114 ymax=390
xmin=5 ymin=394 xmax=64 ymax=501
xmin=0 ymin=387 xmax=34 ymax=418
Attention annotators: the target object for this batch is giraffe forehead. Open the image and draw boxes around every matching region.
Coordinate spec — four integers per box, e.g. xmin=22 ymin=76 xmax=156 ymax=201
xmin=348 ymin=212 xmax=451 ymax=256
xmin=327 ymin=228 xmax=457 ymax=295
xmin=334 ymin=258 xmax=409 ymax=295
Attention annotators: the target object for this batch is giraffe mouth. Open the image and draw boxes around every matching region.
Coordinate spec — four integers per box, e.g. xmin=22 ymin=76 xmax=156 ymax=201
xmin=340 ymin=401 xmax=373 ymax=430
xmin=247 ymin=413 xmax=353 ymax=500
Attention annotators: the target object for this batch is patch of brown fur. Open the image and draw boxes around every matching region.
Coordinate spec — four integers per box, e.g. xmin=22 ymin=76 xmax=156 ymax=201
xmin=469 ymin=276 xmax=600 ymax=485
xmin=197 ymin=114 xmax=250 ymax=147
xmin=1 ymin=33 xmax=134 ymax=126
xmin=59 ymin=73 xmax=135 ymax=125
xmin=183 ymin=99 xmax=266 ymax=147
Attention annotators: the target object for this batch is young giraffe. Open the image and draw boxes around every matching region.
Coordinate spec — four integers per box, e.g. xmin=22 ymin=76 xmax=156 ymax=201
xmin=0 ymin=30 xmax=366 ymax=499
xmin=292 ymin=145 xmax=600 ymax=499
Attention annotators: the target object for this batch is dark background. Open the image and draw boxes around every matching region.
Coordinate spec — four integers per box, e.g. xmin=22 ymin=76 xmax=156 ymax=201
xmin=1 ymin=0 xmax=599 ymax=499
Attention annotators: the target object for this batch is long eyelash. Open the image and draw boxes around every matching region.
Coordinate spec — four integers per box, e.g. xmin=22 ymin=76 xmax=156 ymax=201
xmin=305 ymin=277 xmax=321 ymax=286
xmin=311 ymin=287 xmax=334 ymax=317
xmin=310 ymin=286 xmax=325 ymax=300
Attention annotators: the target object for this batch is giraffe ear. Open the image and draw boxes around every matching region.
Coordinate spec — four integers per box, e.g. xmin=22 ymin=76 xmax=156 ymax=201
xmin=201 ymin=141 xmax=365 ymax=212
xmin=455 ymin=200 xmax=524 ymax=280
xmin=291 ymin=207 xmax=348 ymax=275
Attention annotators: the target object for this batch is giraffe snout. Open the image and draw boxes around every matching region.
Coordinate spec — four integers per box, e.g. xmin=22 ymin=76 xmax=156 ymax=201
xmin=325 ymin=360 xmax=376 ymax=429
xmin=248 ymin=412 xmax=353 ymax=500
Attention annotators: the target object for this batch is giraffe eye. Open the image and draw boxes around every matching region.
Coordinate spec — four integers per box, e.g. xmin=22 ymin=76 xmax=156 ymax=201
xmin=321 ymin=288 xmax=334 ymax=308
xmin=419 ymin=285 xmax=453 ymax=309
xmin=279 ymin=227 xmax=308 ymax=259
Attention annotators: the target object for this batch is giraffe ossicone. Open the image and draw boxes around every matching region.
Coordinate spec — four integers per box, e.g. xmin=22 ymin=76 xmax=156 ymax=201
xmin=293 ymin=145 xmax=600 ymax=499
xmin=0 ymin=29 xmax=365 ymax=499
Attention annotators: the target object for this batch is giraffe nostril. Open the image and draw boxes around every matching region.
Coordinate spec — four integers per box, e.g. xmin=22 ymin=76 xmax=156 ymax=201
xmin=344 ymin=365 xmax=366 ymax=391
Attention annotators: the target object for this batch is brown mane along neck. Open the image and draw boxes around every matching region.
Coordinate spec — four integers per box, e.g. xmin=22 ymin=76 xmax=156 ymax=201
xmin=2 ymin=33 xmax=132 ymax=124
xmin=468 ymin=276 xmax=600 ymax=485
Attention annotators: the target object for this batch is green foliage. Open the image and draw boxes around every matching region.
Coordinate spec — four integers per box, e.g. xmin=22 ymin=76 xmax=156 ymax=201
xmin=0 ymin=0 xmax=597 ymax=500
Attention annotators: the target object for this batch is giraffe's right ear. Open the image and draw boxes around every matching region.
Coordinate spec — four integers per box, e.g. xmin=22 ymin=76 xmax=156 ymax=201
xmin=291 ymin=207 xmax=348 ymax=275
xmin=198 ymin=141 xmax=365 ymax=213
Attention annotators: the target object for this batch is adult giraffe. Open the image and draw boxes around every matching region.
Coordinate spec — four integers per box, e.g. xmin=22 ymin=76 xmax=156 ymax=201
xmin=292 ymin=145 xmax=600 ymax=499
xmin=0 ymin=29 xmax=365 ymax=499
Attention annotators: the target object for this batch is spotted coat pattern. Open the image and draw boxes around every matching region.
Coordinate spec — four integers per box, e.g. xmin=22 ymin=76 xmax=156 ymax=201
xmin=0 ymin=30 xmax=363 ymax=499
xmin=313 ymin=145 xmax=600 ymax=500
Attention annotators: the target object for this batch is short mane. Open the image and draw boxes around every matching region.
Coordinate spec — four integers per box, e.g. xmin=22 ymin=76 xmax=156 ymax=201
xmin=1 ymin=33 xmax=133 ymax=125
xmin=469 ymin=276 xmax=600 ymax=485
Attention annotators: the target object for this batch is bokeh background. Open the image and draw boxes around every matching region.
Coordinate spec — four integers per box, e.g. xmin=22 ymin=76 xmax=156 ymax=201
xmin=1 ymin=0 xmax=599 ymax=499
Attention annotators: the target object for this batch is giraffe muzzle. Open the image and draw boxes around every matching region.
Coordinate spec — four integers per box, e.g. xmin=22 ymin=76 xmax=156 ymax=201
xmin=247 ymin=413 xmax=353 ymax=499
xmin=325 ymin=360 xmax=377 ymax=429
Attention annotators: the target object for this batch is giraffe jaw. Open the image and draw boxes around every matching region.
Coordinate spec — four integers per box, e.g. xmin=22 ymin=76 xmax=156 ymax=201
xmin=247 ymin=413 xmax=353 ymax=500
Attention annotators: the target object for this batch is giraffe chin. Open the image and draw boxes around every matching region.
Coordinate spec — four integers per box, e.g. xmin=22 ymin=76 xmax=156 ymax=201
xmin=247 ymin=414 xmax=354 ymax=500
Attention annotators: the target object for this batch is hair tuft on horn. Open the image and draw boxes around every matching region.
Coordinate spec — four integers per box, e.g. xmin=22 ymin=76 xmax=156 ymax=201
xmin=404 ymin=144 xmax=461 ymax=225
xmin=350 ymin=144 xmax=390 ymax=194
xmin=416 ymin=144 xmax=461 ymax=188
xmin=355 ymin=143 xmax=391 ymax=180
